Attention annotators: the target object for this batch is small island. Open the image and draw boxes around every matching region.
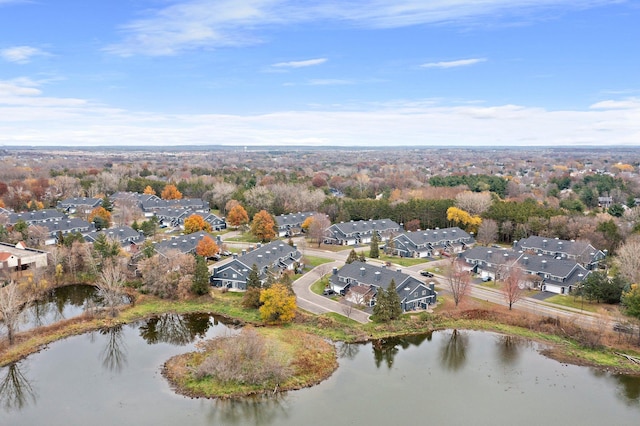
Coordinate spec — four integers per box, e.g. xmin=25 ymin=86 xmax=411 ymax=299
xmin=163 ymin=327 xmax=337 ymax=399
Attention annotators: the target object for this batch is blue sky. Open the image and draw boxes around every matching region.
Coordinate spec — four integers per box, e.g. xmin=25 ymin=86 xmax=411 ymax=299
xmin=1 ymin=0 xmax=639 ymax=147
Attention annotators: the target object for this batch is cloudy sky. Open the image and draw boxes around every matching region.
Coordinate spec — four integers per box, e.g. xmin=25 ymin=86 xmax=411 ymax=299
xmin=1 ymin=0 xmax=639 ymax=147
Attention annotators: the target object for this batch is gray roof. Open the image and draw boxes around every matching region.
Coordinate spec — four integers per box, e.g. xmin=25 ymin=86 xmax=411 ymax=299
xmin=6 ymin=209 xmax=66 ymax=225
xmin=57 ymin=197 xmax=102 ymax=208
xmin=328 ymin=219 xmax=400 ymax=238
xmin=154 ymin=231 xmax=216 ymax=255
xmin=140 ymin=197 xmax=209 ymax=212
xmin=85 ymin=225 xmax=145 ymax=245
xmin=41 ymin=218 xmax=95 ymax=236
xmin=275 ymin=212 xmax=316 ymax=228
xmin=514 ymin=236 xmax=604 ymax=262
xmin=394 ymin=227 xmax=473 ymax=247
xmin=236 ymin=240 xmax=301 ymax=271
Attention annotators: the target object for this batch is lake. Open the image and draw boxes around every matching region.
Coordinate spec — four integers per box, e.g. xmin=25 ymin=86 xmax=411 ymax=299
xmin=1 ymin=315 xmax=639 ymax=425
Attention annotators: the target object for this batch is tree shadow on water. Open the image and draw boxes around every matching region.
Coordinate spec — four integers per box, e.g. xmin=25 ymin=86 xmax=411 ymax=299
xmin=0 ymin=362 xmax=36 ymax=412
xmin=440 ymin=329 xmax=468 ymax=372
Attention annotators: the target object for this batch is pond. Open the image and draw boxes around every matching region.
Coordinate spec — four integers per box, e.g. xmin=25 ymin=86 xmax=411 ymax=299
xmin=1 ymin=318 xmax=639 ymax=425
xmin=8 ymin=284 xmax=130 ymax=333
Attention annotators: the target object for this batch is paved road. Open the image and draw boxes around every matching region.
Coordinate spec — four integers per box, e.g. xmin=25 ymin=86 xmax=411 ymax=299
xmin=221 ymin=239 xmax=618 ymax=330
xmin=292 ymin=260 xmax=371 ymax=324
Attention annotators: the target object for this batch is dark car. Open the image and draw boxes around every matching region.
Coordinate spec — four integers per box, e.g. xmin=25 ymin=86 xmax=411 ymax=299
xmin=322 ymin=288 xmax=335 ymax=296
xmin=420 ymin=271 xmax=434 ymax=277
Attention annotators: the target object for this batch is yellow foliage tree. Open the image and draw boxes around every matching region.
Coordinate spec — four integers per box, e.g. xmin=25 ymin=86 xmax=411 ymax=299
xmin=251 ymin=210 xmax=276 ymax=242
xmin=143 ymin=185 xmax=156 ymax=195
xmin=88 ymin=206 xmax=112 ymax=228
xmin=447 ymin=206 xmax=482 ymax=234
xmin=196 ymin=235 xmax=219 ymax=258
xmin=161 ymin=184 xmax=182 ymax=200
xmin=0 ymin=199 xmax=4 ymax=208
xmin=184 ymin=214 xmax=212 ymax=234
xmin=301 ymin=216 xmax=314 ymax=232
xmin=259 ymin=283 xmax=296 ymax=324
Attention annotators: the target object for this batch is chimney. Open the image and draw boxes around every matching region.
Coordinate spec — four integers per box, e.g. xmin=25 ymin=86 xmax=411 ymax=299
xmin=360 ymin=267 xmax=366 ymax=277
xmin=241 ymin=249 xmax=247 ymax=256
xmin=523 ymin=256 xmax=529 ymax=265
xmin=541 ymin=260 xmax=547 ymax=269
xmin=375 ymin=271 xmax=381 ymax=281
xmin=542 ymin=239 xmax=548 ymax=248
xmin=232 ymin=253 xmax=238 ymax=259
xmin=332 ymin=267 xmax=338 ymax=275
xmin=429 ymin=281 xmax=435 ymax=293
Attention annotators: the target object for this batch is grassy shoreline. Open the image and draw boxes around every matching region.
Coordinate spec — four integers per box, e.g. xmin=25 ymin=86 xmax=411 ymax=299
xmin=2 ymin=288 xmax=640 ymax=388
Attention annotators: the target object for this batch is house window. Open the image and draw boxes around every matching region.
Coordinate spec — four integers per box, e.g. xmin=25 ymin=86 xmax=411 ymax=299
xmin=422 ymin=290 xmax=426 ymax=295
xmin=232 ymin=274 xmax=237 ymax=279
xmin=223 ymin=273 xmax=227 ymax=277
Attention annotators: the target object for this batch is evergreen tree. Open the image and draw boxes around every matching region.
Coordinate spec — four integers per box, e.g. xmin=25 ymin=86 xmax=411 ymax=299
xmin=101 ymin=195 xmax=114 ymax=212
xmin=386 ymin=279 xmax=402 ymax=320
xmin=247 ymin=263 xmax=261 ymax=289
xmin=369 ymin=232 xmax=380 ymax=258
xmin=346 ymin=249 xmax=359 ymax=264
xmin=358 ymin=252 xmax=367 ymax=262
xmin=191 ymin=255 xmax=210 ymax=295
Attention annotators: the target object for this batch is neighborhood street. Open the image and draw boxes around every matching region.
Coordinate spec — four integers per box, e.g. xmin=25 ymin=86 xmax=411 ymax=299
xmin=221 ymin=239 xmax=616 ymax=331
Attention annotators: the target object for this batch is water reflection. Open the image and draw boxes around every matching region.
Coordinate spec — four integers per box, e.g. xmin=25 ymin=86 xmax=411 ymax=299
xmin=0 ymin=363 xmax=36 ymax=411
xmin=139 ymin=313 xmax=215 ymax=346
xmin=206 ymin=394 xmax=289 ymax=425
xmin=336 ymin=342 xmax=359 ymax=360
xmin=439 ymin=329 xmax=468 ymax=372
xmin=372 ymin=333 xmax=432 ymax=369
xmin=495 ymin=335 xmax=526 ymax=366
xmin=99 ymin=325 xmax=127 ymax=373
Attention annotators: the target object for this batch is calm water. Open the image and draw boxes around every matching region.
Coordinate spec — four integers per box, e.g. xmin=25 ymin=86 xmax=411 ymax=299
xmin=1 ymin=318 xmax=639 ymax=426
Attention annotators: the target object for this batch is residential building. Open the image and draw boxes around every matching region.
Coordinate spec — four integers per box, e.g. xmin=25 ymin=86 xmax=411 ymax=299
xmin=56 ymin=197 xmax=102 ymax=214
xmin=0 ymin=242 xmax=48 ymax=272
xmin=153 ymin=231 xmax=217 ymax=257
xmin=41 ymin=218 xmax=95 ymax=245
xmin=210 ymin=241 xmax=301 ymax=290
xmin=84 ymin=226 xmax=145 ymax=252
xmin=389 ymin=227 xmax=474 ymax=258
xmin=329 ymin=261 xmax=436 ymax=311
xmin=514 ymin=236 xmax=605 ymax=269
xmin=275 ymin=211 xmax=317 ymax=237
xmin=324 ymin=219 xmax=400 ymax=246
xmin=5 ymin=209 xmax=66 ymax=226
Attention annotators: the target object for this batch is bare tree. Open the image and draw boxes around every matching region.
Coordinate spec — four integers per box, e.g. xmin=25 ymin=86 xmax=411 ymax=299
xmin=476 ymin=219 xmax=498 ymax=246
xmin=96 ymin=259 xmax=128 ymax=317
xmin=616 ymin=235 xmax=640 ymax=284
xmin=446 ymin=259 xmax=471 ymax=308
xmin=308 ymin=213 xmax=331 ymax=247
xmin=0 ymin=281 xmax=32 ymax=345
xmin=0 ymin=362 xmax=36 ymax=411
xmin=502 ymin=265 xmax=524 ymax=310
xmin=455 ymin=191 xmax=493 ymax=216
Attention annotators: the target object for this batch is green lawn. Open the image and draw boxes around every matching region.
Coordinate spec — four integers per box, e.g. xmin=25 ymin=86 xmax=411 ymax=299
xmin=544 ymin=294 xmax=602 ymax=313
xmin=303 ymin=255 xmax=333 ymax=269
xmin=311 ymin=277 xmax=329 ymax=295
xmin=377 ymin=255 xmax=430 ymax=267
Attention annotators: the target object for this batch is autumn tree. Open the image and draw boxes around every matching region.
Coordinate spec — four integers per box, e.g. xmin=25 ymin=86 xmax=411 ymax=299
xmin=191 ymin=255 xmax=210 ymax=296
xmin=259 ymin=283 xmax=296 ymax=324
xmin=184 ymin=214 xmax=212 ymax=234
xmin=251 ymin=210 xmax=276 ymax=242
xmin=161 ymin=184 xmax=182 ymax=200
xmin=143 ymin=185 xmax=156 ymax=195
xmin=88 ymin=206 xmax=112 ymax=230
xmin=447 ymin=206 xmax=482 ymax=234
xmin=502 ymin=266 xmax=524 ymax=310
xmin=195 ymin=235 xmax=219 ymax=258
xmin=138 ymin=251 xmax=195 ymax=299
xmin=346 ymin=249 xmax=359 ymax=264
xmin=446 ymin=259 xmax=471 ymax=308
xmin=622 ymin=284 xmax=640 ymax=319
xmin=226 ymin=204 xmax=249 ymax=229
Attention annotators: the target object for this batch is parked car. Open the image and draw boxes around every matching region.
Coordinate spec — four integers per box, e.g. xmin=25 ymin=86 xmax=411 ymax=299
xmin=323 ymin=288 xmax=335 ymax=296
xmin=420 ymin=271 xmax=434 ymax=277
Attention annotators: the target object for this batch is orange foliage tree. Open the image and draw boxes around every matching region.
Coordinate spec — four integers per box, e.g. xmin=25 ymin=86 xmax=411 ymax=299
xmin=143 ymin=185 xmax=156 ymax=195
xmin=251 ymin=210 xmax=276 ymax=242
xmin=161 ymin=184 xmax=182 ymax=200
xmin=227 ymin=204 xmax=249 ymax=229
xmin=184 ymin=214 xmax=212 ymax=234
xmin=196 ymin=235 xmax=219 ymax=258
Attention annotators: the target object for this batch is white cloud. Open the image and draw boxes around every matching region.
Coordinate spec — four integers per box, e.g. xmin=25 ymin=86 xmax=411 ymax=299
xmin=421 ymin=58 xmax=487 ymax=69
xmin=0 ymin=79 xmax=638 ymax=147
xmin=105 ymin=0 xmax=616 ymax=56
xmin=272 ymin=58 xmax=327 ymax=68
xmin=1 ymin=46 xmax=47 ymax=64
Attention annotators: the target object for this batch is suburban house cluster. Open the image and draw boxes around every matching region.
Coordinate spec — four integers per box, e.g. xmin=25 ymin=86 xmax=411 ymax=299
xmin=324 ymin=219 xmax=401 ymax=245
xmin=460 ymin=235 xmax=602 ymax=295
xmin=388 ymin=227 xmax=474 ymax=258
